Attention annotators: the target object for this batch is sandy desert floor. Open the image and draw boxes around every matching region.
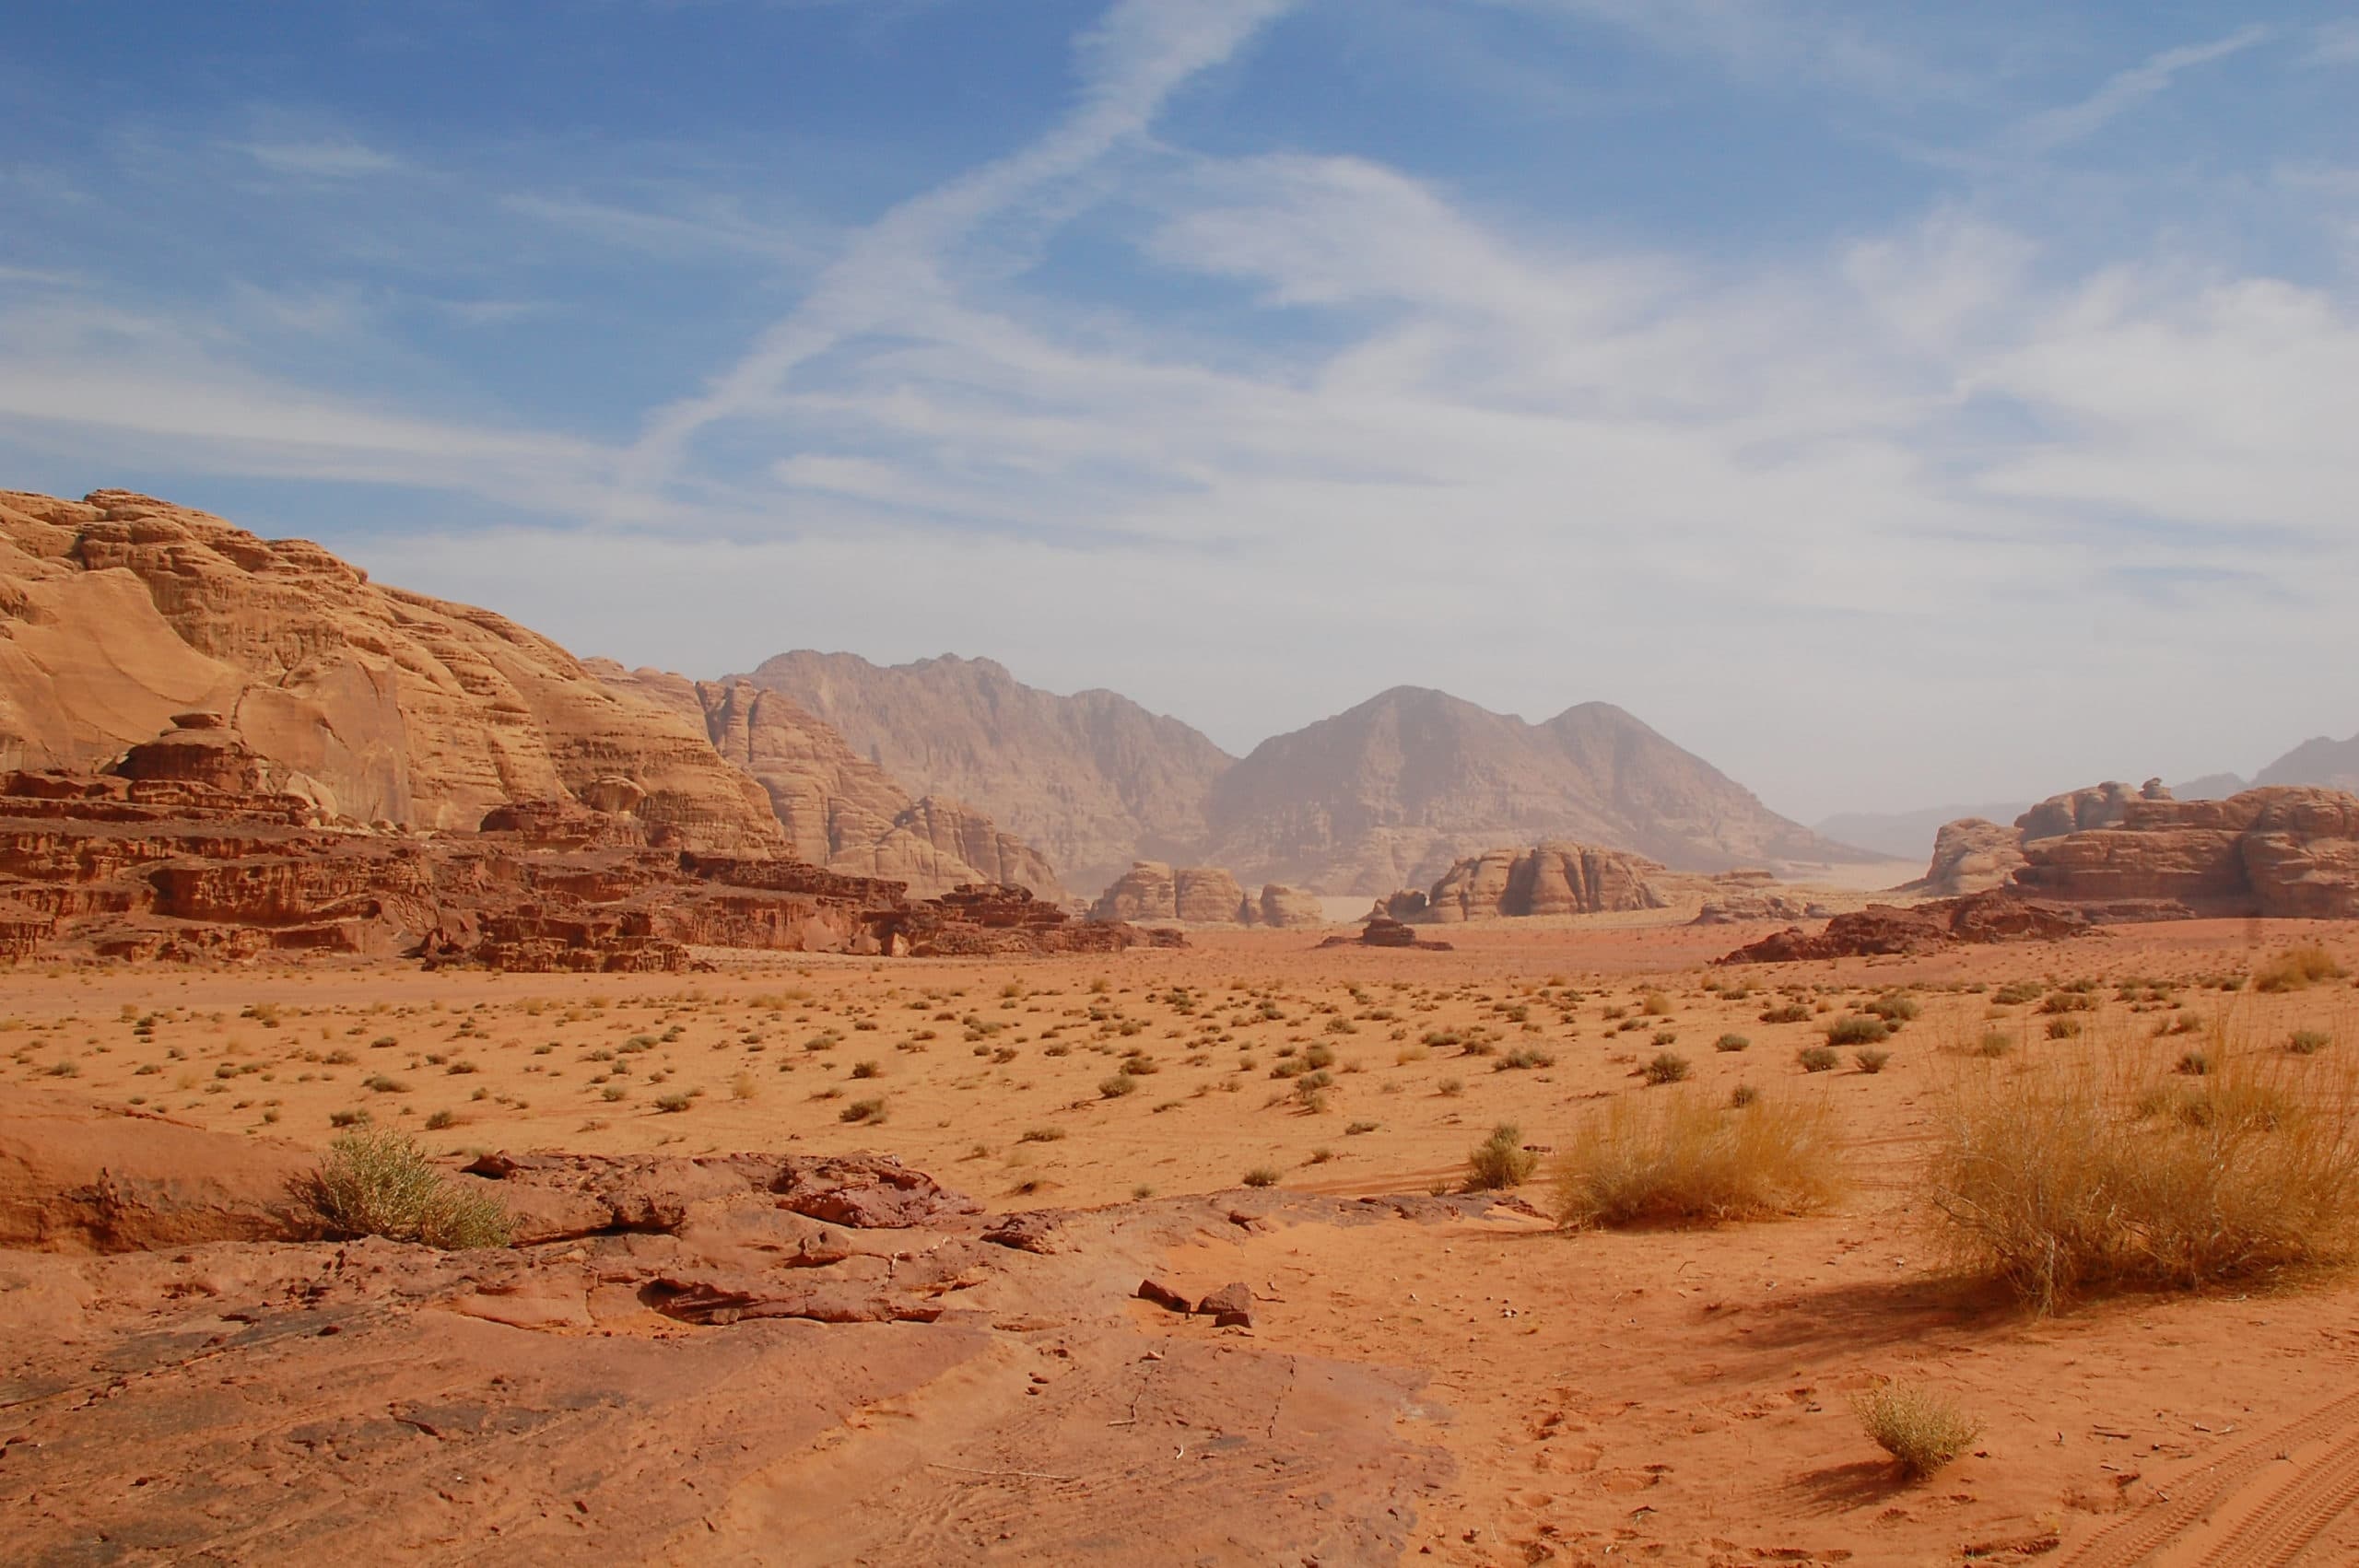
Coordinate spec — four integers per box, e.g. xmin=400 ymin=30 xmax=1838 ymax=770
xmin=6 ymin=916 xmax=2359 ymax=1564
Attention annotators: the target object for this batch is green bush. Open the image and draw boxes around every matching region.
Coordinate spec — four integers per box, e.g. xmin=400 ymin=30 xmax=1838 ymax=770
xmin=1464 ymin=1122 xmax=1538 ymax=1190
xmin=308 ymin=1129 xmax=511 ymax=1249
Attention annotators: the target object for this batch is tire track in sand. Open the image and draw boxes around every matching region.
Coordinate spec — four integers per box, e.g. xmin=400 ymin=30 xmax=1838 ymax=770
xmin=2060 ymin=1387 xmax=2359 ymax=1568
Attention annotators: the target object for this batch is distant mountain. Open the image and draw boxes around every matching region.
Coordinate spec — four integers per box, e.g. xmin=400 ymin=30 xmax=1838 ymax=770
xmin=1814 ymin=802 xmax=2031 ymax=863
xmin=2256 ymin=732 xmax=2359 ymax=792
xmin=1200 ymin=686 xmax=1864 ymax=894
xmin=2170 ymin=772 xmax=2248 ymax=801
xmin=736 ymin=651 xmax=1235 ymax=895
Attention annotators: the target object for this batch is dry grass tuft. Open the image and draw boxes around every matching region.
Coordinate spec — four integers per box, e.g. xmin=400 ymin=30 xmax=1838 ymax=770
xmin=1555 ymin=1090 xmax=1840 ymax=1230
xmin=1926 ymin=1038 xmax=2359 ymax=1312
xmin=309 ymin=1128 xmax=511 ymax=1249
xmin=1852 ymin=1380 xmax=1981 ymax=1478
xmin=2253 ymin=945 xmax=2346 ymax=993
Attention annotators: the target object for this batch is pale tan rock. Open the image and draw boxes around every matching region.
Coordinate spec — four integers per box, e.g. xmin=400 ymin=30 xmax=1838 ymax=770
xmin=1256 ymin=884 xmax=1326 ymax=928
xmin=1905 ymin=818 xmax=2028 ymax=896
xmin=1090 ymin=861 xmax=1178 ymax=923
xmin=1426 ymin=841 xmax=1672 ymax=922
xmin=1175 ymin=866 xmax=1249 ymax=924
xmin=0 ymin=491 xmax=782 ymax=852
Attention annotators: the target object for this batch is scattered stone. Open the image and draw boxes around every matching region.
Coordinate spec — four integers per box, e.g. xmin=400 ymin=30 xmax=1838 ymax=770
xmin=1136 ymin=1279 xmax=1193 ymax=1313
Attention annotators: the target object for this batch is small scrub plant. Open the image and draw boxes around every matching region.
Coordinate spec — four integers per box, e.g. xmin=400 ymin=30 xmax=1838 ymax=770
xmin=2046 ymin=1017 xmax=2083 ymax=1040
xmin=1825 ymin=1015 xmax=1890 ymax=1047
xmin=1853 ymin=1048 xmax=1891 ymax=1075
xmin=1240 ymin=1165 xmax=1279 ymax=1188
xmin=1464 ymin=1122 xmax=1538 ymax=1190
xmin=308 ymin=1129 xmax=511 ymax=1249
xmin=1975 ymin=1031 xmax=2013 ymax=1059
xmin=1852 ymin=1381 xmax=1981 ymax=1480
xmin=2175 ymin=1049 xmax=2211 ymax=1077
xmin=1798 ymin=1046 xmax=1839 ymax=1073
xmin=2290 ymin=1029 xmax=2332 ymax=1056
xmin=1729 ymin=1083 xmax=1759 ymax=1108
xmin=1642 ymin=1051 xmax=1691 ymax=1086
xmin=1759 ymin=1002 xmax=1812 ymax=1024
xmin=655 ymin=1092 xmax=695 ymax=1113
xmin=1098 ymin=1074 xmax=1139 ymax=1099
xmin=839 ymin=1097 xmax=885 ymax=1124
xmin=1714 ymin=1033 xmax=1751 ymax=1053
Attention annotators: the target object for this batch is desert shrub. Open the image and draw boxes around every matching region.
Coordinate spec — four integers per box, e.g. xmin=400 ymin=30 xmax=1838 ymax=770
xmin=1759 ymin=1003 xmax=1812 ymax=1024
xmin=839 ymin=1097 xmax=885 ymax=1124
xmin=1019 ymin=1126 xmax=1067 ymax=1143
xmin=1729 ymin=1083 xmax=1759 ymax=1108
xmin=1714 ymin=1033 xmax=1751 ymax=1053
xmin=1991 ymin=982 xmax=2043 ymax=1007
xmin=1640 ymin=991 xmax=1672 ymax=1016
xmin=1852 ymin=1381 xmax=1981 ymax=1478
xmin=1437 ymin=1077 xmax=1464 ymax=1097
xmin=1642 ymin=1051 xmax=1691 ymax=1085
xmin=2046 ymin=1018 xmax=2083 ymax=1040
xmin=2175 ymin=1049 xmax=2210 ymax=1076
xmin=1495 ymin=1047 xmax=1555 ymax=1071
xmin=1555 ymin=1090 xmax=1838 ymax=1229
xmin=1798 ymin=1046 xmax=1839 ymax=1073
xmin=656 ymin=1091 xmax=694 ymax=1113
xmin=1825 ymin=1015 xmax=1890 ymax=1047
xmin=1098 ymin=1074 xmax=1138 ymax=1099
xmin=850 ymin=1059 xmax=881 ymax=1080
xmin=2291 ymin=1029 xmax=2332 ymax=1056
xmin=1345 ymin=1119 xmax=1379 ymax=1135
xmin=424 ymin=1109 xmax=458 ymax=1130
xmin=1975 ymin=1031 xmax=2013 ymax=1059
xmin=2039 ymin=991 xmax=2096 ymax=1015
xmin=1464 ymin=1122 xmax=1538 ymax=1190
xmin=1925 ymin=1049 xmax=2359 ymax=1311
xmin=2254 ymin=945 xmax=2347 ymax=993
xmin=1853 ymin=1048 xmax=1891 ymax=1074
xmin=1241 ymin=1165 xmax=1279 ymax=1188
xmin=1867 ymin=996 xmax=1919 ymax=1024
xmin=309 ymin=1129 xmax=511 ymax=1249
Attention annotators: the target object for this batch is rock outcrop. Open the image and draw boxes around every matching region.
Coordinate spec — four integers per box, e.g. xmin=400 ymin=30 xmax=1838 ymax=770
xmin=1426 ymin=841 xmax=1670 ymax=923
xmin=1256 ymin=883 xmax=1326 ymax=928
xmin=0 ymin=490 xmax=783 ymax=852
xmin=2015 ymin=779 xmax=2168 ymax=844
xmin=0 ymin=720 xmax=1164 ymax=968
xmin=591 ymin=668 xmax=1066 ymax=901
xmin=1175 ymin=865 xmax=1248 ymax=924
xmin=2013 ymin=786 xmax=2359 ymax=918
xmin=1904 ymin=817 xmax=2028 ymax=896
xmin=1718 ymin=891 xmax=2098 ymax=964
xmin=1090 ymin=860 xmax=1180 ymax=922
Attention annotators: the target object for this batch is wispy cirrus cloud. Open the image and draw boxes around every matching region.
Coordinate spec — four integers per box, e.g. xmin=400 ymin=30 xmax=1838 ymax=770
xmin=2013 ymin=26 xmax=2273 ymax=150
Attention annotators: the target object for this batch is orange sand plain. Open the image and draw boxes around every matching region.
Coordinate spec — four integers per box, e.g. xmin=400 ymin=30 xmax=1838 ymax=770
xmin=6 ymin=916 xmax=2359 ymax=1564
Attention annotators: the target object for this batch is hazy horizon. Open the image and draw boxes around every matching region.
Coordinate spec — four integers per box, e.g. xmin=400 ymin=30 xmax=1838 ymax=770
xmin=5 ymin=1 xmax=2353 ymax=821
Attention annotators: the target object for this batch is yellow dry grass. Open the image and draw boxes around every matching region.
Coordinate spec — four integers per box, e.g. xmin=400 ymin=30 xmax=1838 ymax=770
xmin=1553 ymin=1087 xmax=1841 ymax=1229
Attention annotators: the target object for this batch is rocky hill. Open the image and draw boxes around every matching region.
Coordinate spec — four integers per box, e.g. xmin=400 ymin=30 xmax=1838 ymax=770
xmin=1199 ymin=687 xmax=1859 ymax=894
xmin=0 ymin=490 xmax=781 ymax=853
xmin=738 ymin=651 xmax=1233 ymax=895
xmin=588 ymin=664 xmax=1063 ymax=901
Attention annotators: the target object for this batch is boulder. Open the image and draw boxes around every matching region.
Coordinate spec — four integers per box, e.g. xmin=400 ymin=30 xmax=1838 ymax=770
xmin=1175 ymin=865 xmax=1249 ymax=923
xmin=1257 ymin=883 xmax=1326 ymax=928
xmin=1090 ymin=860 xmax=1178 ymax=923
xmin=1905 ymin=818 xmax=2027 ymax=896
xmin=0 ymin=1094 xmax=321 ymax=1251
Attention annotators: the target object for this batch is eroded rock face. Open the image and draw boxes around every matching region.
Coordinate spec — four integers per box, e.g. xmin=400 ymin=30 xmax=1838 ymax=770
xmin=2016 ymin=780 xmax=2164 ymax=844
xmin=1906 ymin=818 xmax=2029 ymax=896
xmin=1256 ymin=883 xmax=1326 ymax=928
xmin=1171 ymin=865 xmax=1243 ymax=923
xmin=1717 ymin=891 xmax=2097 ymax=964
xmin=0 ymin=728 xmax=1165 ymax=967
xmin=1091 ymin=860 xmax=1179 ymax=922
xmin=0 ymin=1093 xmax=321 ymax=1250
xmin=1426 ymin=841 xmax=1671 ymax=922
xmin=2008 ymin=788 xmax=2359 ymax=918
xmin=596 ymin=669 xmax=1068 ymax=901
xmin=0 ymin=490 xmax=784 ymax=852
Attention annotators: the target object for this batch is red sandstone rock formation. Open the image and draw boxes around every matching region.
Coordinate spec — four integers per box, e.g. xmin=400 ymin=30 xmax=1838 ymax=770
xmin=1425 ymin=841 xmax=1670 ymax=922
xmin=2012 ymin=786 xmax=2359 ymax=918
xmin=0 ymin=720 xmax=1163 ymax=969
xmin=0 ymin=490 xmax=783 ymax=852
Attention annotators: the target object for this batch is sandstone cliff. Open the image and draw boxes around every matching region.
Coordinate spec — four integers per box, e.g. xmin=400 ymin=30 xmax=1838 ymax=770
xmin=0 ymin=491 xmax=781 ymax=853
xmin=1201 ymin=687 xmax=1857 ymax=893
xmin=737 ymin=651 xmax=1233 ymax=895
xmin=588 ymin=665 xmax=1065 ymax=901
xmin=2015 ymin=779 xmax=2168 ymax=844
xmin=2013 ymin=786 xmax=2359 ymax=918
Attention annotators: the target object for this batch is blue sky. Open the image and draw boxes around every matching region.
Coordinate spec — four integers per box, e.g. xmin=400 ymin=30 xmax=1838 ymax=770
xmin=3 ymin=1 xmax=2354 ymax=819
